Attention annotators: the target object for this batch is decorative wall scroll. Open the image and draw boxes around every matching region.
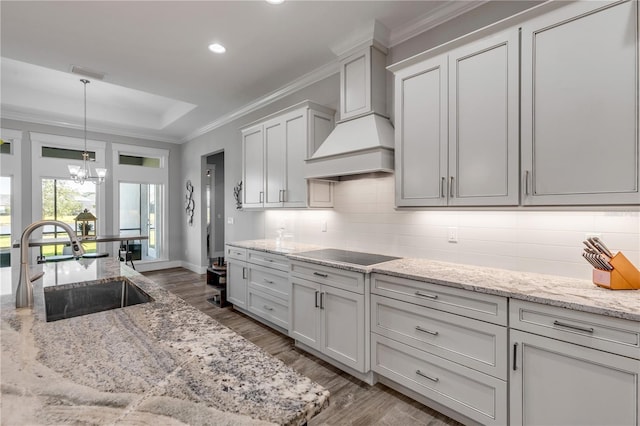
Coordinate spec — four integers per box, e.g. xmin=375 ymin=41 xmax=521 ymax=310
xmin=234 ymin=180 xmax=242 ymax=210
xmin=185 ymin=180 xmax=195 ymax=225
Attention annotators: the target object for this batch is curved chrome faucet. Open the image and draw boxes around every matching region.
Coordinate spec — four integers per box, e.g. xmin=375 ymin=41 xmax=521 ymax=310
xmin=16 ymin=220 xmax=85 ymax=308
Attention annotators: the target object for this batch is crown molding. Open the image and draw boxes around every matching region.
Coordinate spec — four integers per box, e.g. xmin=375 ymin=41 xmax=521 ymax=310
xmin=0 ymin=108 xmax=182 ymax=144
xmin=183 ymin=59 xmax=340 ymax=143
xmin=388 ymin=1 xmax=489 ymax=47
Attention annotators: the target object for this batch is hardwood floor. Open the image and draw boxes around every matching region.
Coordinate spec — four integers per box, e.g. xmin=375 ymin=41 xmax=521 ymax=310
xmin=143 ymin=268 xmax=462 ymax=426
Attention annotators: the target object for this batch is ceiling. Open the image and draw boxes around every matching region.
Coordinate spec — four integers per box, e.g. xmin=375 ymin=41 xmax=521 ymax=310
xmin=0 ymin=1 xmax=482 ymax=144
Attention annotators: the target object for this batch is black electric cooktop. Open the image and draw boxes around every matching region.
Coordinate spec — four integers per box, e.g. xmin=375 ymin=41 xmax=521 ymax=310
xmin=295 ymin=249 xmax=400 ymax=266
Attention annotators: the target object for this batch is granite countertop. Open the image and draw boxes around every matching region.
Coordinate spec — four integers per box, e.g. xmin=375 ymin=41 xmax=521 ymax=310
xmin=230 ymin=239 xmax=639 ymax=322
xmin=1 ymin=258 xmax=329 ymax=425
xmin=374 ymin=258 xmax=640 ymax=322
xmin=227 ymin=239 xmax=323 ymax=256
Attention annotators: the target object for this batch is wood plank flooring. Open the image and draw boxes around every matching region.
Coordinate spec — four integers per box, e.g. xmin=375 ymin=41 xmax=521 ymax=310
xmin=143 ymin=268 xmax=462 ymax=426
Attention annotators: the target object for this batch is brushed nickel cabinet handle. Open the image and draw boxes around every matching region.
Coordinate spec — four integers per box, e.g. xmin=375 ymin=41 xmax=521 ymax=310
xmin=553 ymin=320 xmax=594 ymax=334
xmin=263 ymin=279 xmax=274 ymax=284
xmin=314 ymin=290 xmax=319 ymax=308
xmin=313 ymin=272 xmax=328 ymax=278
xmin=449 ymin=176 xmax=454 ymax=198
xmin=242 ymin=267 xmax=247 ymax=279
xmin=441 ymin=177 xmax=446 ymax=198
xmin=513 ymin=342 xmax=518 ymax=371
xmin=320 ymin=292 xmax=325 ymax=309
xmin=416 ymin=370 xmax=439 ymax=382
xmin=263 ymin=305 xmax=273 ymax=311
xmin=415 ymin=291 xmax=438 ymax=300
xmin=415 ymin=325 xmax=439 ymax=336
xmin=259 ymin=191 xmax=264 ymax=203
xmin=525 ymin=170 xmax=530 ymax=196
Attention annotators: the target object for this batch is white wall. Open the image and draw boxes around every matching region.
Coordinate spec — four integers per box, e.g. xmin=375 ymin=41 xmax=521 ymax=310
xmin=264 ymin=175 xmax=640 ymax=281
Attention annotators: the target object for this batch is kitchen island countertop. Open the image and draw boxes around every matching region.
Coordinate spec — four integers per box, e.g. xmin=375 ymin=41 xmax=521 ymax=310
xmin=0 ymin=258 xmax=329 ymax=425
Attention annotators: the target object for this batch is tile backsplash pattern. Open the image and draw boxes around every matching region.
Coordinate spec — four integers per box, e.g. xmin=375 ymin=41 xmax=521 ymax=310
xmin=265 ymin=175 xmax=640 ymax=280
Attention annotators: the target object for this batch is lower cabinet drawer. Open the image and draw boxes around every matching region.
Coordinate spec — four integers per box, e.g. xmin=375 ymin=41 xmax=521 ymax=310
xmin=226 ymin=245 xmax=247 ymax=261
xmin=372 ymin=295 xmax=507 ymax=380
xmin=247 ymin=250 xmax=289 ymax=272
xmin=247 ymin=289 xmax=288 ymax=331
xmin=248 ymin=264 xmax=289 ymax=300
xmin=372 ymin=333 xmax=507 ymax=426
xmin=510 ymin=299 xmax=640 ymax=360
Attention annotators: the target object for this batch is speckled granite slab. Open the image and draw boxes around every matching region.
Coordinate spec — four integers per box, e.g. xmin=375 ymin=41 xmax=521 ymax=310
xmin=372 ymin=258 xmax=640 ymax=322
xmin=1 ymin=258 xmax=329 ymax=425
xmin=227 ymin=239 xmax=323 ymax=256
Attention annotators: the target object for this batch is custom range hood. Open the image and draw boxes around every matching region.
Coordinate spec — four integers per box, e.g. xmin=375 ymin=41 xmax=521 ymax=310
xmin=305 ymin=38 xmax=394 ymax=180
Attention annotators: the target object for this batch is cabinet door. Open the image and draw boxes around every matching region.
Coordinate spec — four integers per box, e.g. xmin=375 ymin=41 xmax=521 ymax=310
xmin=448 ymin=30 xmax=519 ymax=206
xmin=320 ymin=285 xmax=366 ymax=372
xmin=510 ymin=330 xmax=640 ymax=426
xmin=227 ymin=261 xmax=247 ymax=309
xmin=241 ymin=126 xmax=264 ymax=208
xmin=395 ymin=54 xmax=448 ymax=207
xmin=289 ymin=276 xmax=321 ymax=349
xmin=264 ymin=118 xmax=285 ymax=208
xmin=521 ymin=0 xmax=640 ymax=205
xmin=283 ymin=110 xmax=307 ymax=207
xmin=340 ymin=48 xmax=371 ymax=120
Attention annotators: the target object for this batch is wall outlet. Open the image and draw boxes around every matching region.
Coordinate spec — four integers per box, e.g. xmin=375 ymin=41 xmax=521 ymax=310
xmin=321 ymin=221 xmax=327 ymax=232
xmin=227 ymin=217 xmax=234 ymax=225
xmin=448 ymin=227 xmax=458 ymax=243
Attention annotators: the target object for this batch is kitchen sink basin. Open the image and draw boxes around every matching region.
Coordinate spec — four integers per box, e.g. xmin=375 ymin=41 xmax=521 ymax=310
xmin=44 ymin=278 xmax=153 ymax=322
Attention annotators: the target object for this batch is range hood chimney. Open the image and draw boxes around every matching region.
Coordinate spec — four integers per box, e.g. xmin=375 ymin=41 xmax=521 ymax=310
xmin=306 ymin=31 xmax=394 ymax=180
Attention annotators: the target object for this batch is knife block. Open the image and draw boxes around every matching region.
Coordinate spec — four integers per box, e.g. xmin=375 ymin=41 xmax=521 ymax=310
xmin=592 ymin=252 xmax=640 ymax=290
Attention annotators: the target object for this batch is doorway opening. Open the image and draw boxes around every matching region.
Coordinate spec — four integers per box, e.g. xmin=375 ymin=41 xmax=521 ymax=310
xmin=205 ymin=151 xmax=225 ymax=266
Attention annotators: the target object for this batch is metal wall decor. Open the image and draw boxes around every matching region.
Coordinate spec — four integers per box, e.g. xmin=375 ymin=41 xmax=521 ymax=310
xmin=233 ymin=180 xmax=242 ymax=209
xmin=185 ymin=180 xmax=195 ymax=225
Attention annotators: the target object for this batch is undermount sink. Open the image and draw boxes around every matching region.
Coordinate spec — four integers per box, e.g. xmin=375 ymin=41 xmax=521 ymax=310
xmin=44 ymin=278 xmax=153 ymax=322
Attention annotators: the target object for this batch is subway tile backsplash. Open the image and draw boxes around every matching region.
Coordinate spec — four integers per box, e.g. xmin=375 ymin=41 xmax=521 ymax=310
xmin=265 ymin=175 xmax=640 ymax=280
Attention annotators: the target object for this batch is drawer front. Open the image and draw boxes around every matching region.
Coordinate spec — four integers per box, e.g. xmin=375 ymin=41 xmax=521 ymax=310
xmin=226 ymin=245 xmax=247 ymax=261
xmin=290 ymin=261 xmax=365 ymax=294
xmin=510 ymin=299 xmax=640 ymax=359
xmin=248 ymin=265 xmax=289 ymax=300
xmin=247 ymin=250 xmax=289 ymax=272
xmin=372 ymin=333 xmax=507 ymax=426
xmin=372 ymin=295 xmax=507 ymax=380
xmin=372 ymin=273 xmax=507 ymax=325
xmin=247 ymin=288 xmax=289 ymax=331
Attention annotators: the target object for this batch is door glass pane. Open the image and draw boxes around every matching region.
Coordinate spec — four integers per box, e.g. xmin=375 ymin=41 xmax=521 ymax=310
xmin=119 ymin=182 xmax=161 ymax=261
xmin=0 ymin=176 xmax=11 ymax=267
xmin=41 ymin=179 xmax=97 ymax=256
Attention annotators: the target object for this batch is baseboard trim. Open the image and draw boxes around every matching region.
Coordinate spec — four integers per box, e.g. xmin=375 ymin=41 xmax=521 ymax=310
xmin=180 ymin=261 xmax=207 ymax=274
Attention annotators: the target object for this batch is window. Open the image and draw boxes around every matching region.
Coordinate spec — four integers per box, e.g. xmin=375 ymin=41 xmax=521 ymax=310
xmin=41 ymin=146 xmax=96 ymax=160
xmin=119 ymin=182 xmax=162 ymax=260
xmin=0 ymin=141 xmax=11 ymax=155
xmin=119 ymin=154 xmax=160 ymax=168
xmin=41 ymin=179 xmax=97 ymax=256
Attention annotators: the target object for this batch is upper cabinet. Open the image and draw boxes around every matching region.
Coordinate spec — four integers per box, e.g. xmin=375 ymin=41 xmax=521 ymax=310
xmin=394 ymin=29 xmax=520 ymax=207
xmin=241 ymin=101 xmax=335 ymax=209
xmin=521 ymin=0 xmax=640 ymax=205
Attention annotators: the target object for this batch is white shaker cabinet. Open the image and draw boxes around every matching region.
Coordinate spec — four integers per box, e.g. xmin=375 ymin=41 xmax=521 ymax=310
xmin=225 ymin=246 xmax=248 ymax=309
xmin=241 ymin=126 xmax=264 ymax=209
xmin=510 ymin=299 xmax=640 ymax=426
xmin=521 ymin=0 xmax=640 ymax=205
xmin=289 ymin=262 xmax=368 ymax=376
xmin=394 ymin=28 xmax=519 ymax=206
xmin=241 ymin=100 xmax=335 ymax=209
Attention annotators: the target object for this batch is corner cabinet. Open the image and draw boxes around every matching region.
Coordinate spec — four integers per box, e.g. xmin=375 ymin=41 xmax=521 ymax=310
xmin=241 ymin=101 xmax=335 ymax=209
xmin=393 ymin=28 xmax=519 ymax=207
xmin=510 ymin=300 xmax=640 ymax=425
xmin=521 ymin=0 xmax=640 ymax=205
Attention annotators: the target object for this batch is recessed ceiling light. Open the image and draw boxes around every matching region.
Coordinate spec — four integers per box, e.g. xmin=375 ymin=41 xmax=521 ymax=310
xmin=208 ymin=43 xmax=226 ymax=54
xmin=266 ymin=0 xmax=284 ymax=4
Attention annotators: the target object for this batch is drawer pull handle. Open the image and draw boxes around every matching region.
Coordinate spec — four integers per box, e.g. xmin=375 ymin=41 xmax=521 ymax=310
xmin=553 ymin=320 xmax=594 ymax=334
xmin=313 ymin=272 xmax=328 ymax=278
xmin=513 ymin=342 xmax=518 ymax=371
xmin=415 ymin=326 xmax=439 ymax=336
xmin=416 ymin=370 xmax=439 ymax=383
xmin=263 ymin=279 xmax=274 ymax=284
xmin=264 ymin=305 xmax=273 ymax=311
xmin=320 ymin=292 xmax=325 ymax=309
xmin=415 ymin=291 xmax=438 ymax=300
xmin=266 ymin=259 xmax=274 ymax=262
xmin=315 ymin=291 xmax=319 ymax=308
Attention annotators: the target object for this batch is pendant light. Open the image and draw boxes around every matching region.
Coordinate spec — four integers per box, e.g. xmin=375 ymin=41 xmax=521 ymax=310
xmin=68 ymin=79 xmax=107 ymax=184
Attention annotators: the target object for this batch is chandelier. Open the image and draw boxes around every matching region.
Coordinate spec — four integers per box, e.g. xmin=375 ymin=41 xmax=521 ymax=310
xmin=68 ymin=79 xmax=107 ymax=185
